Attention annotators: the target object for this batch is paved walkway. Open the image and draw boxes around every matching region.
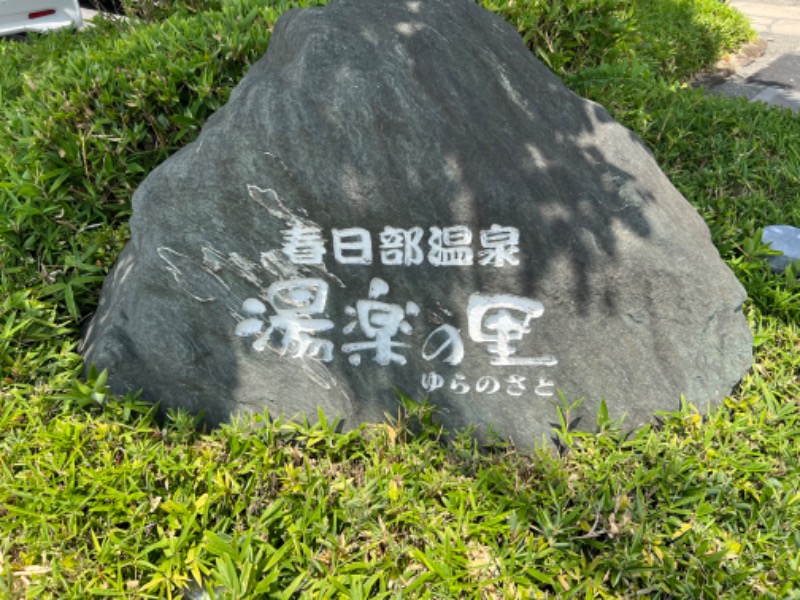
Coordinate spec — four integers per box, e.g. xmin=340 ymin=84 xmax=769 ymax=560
xmin=711 ymin=0 xmax=800 ymax=111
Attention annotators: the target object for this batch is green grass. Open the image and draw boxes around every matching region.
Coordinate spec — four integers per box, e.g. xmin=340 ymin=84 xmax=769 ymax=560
xmin=632 ymin=0 xmax=755 ymax=80
xmin=2 ymin=0 xmax=799 ymax=597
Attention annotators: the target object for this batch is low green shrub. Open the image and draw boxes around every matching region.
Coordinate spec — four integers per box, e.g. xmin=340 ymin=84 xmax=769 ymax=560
xmin=486 ymin=0 xmax=637 ymax=74
xmin=484 ymin=0 xmax=754 ymax=79
xmin=634 ymin=0 xmax=756 ymax=80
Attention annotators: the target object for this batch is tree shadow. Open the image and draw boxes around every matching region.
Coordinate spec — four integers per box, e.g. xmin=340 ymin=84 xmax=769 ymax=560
xmin=257 ymin=0 xmax=656 ymax=307
xmin=84 ymin=0 xmax=746 ymax=448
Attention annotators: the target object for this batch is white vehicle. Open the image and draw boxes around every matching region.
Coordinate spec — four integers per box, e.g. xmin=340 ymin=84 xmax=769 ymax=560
xmin=0 ymin=0 xmax=83 ymax=37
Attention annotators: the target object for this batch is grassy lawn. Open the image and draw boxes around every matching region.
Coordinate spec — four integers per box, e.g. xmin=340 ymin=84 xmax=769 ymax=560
xmin=1 ymin=0 xmax=798 ymax=597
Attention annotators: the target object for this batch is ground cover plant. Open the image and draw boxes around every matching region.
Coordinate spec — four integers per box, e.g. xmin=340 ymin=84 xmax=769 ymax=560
xmin=1 ymin=0 xmax=798 ymax=597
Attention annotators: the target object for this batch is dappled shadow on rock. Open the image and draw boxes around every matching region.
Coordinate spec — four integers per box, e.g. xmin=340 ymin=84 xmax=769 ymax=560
xmin=81 ymin=0 xmax=752 ymax=449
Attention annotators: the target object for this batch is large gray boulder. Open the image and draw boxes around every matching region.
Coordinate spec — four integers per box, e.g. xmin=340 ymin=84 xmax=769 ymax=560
xmin=81 ymin=0 xmax=752 ymax=447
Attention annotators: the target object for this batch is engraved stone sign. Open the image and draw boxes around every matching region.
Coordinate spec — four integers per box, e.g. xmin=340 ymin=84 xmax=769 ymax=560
xmin=80 ymin=0 xmax=753 ymax=447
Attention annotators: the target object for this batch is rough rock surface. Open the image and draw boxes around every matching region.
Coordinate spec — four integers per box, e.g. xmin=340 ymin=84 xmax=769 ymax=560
xmin=81 ymin=0 xmax=752 ymax=447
